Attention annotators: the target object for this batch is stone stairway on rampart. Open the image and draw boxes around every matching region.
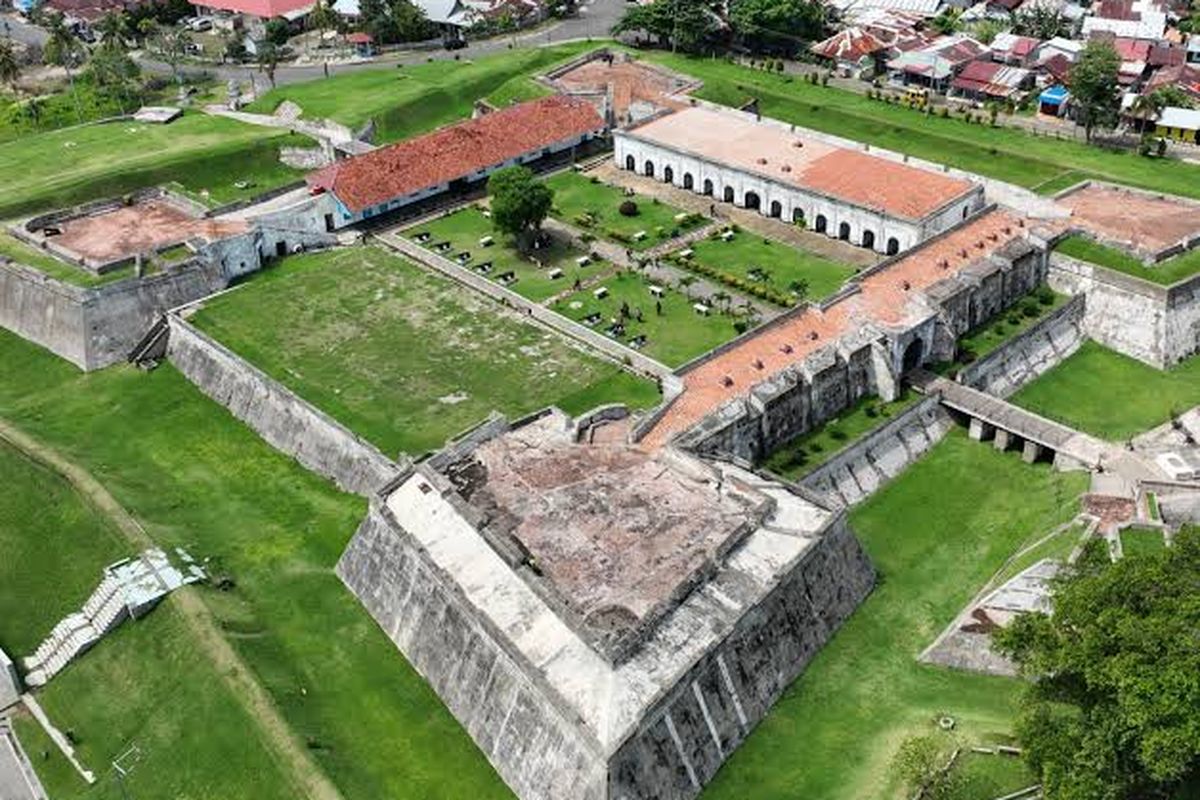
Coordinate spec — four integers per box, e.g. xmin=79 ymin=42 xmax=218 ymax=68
xmin=22 ymin=548 xmax=205 ymax=688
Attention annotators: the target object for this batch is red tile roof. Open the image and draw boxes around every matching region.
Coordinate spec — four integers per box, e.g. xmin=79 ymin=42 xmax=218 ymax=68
xmin=810 ymin=27 xmax=891 ymax=62
xmin=308 ymin=96 xmax=604 ymax=214
xmin=187 ymin=0 xmax=312 ymax=17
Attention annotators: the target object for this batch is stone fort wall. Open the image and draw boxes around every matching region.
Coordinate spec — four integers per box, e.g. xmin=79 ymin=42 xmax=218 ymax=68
xmin=166 ymin=315 xmax=400 ymax=496
xmin=337 ymin=491 xmax=874 ymax=800
xmin=1049 ymin=254 xmax=1200 ymax=368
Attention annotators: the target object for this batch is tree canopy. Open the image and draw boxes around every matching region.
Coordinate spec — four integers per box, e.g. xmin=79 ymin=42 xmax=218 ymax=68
xmin=612 ymin=0 xmax=720 ymax=54
xmin=1069 ymin=40 xmax=1121 ymax=142
xmin=994 ymin=529 xmax=1200 ymax=800
xmin=488 ymin=166 xmax=554 ymax=249
xmin=728 ymin=0 xmax=826 ymax=52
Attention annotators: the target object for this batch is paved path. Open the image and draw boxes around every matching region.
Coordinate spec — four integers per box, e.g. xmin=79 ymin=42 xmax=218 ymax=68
xmin=0 ymin=417 xmax=345 ymax=800
xmin=0 ymin=720 xmax=47 ymax=800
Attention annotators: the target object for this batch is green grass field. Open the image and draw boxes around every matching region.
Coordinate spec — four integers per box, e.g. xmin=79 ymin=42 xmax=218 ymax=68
xmin=646 ymin=54 xmax=1200 ymax=200
xmin=0 ymin=113 xmax=305 ymax=218
xmin=410 ymin=207 xmax=596 ymax=302
xmin=550 ymin=268 xmax=743 ymax=366
xmin=683 ymin=229 xmax=857 ymax=303
xmin=190 ymin=245 xmax=659 ymax=456
xmin=956 ymin=288 xmax=1067 ymax=360
xmin=1011 ymin=341 xmax=1200 ymax=440
xmin=0 ymin=233 xmax=135 ymax=287
xmin=1055 ymin=234 xmax=1200 ymax=285
xmin=706 ymin=431 xmax=1087 ymax=800
xmin=761 ymin=388 xmax=920 ymax=479
xmin=1120 ymin=527 xmax=1167 ymax=558
xmin=545 ymin=170 xmax=704 ymax=250
xmin=0 ymin=440 xmax=127 ymax=655
xmin=0 ymin=324 xmax=513 ymax=800
xmin=247 ymin=44 xmax=593 ymax=143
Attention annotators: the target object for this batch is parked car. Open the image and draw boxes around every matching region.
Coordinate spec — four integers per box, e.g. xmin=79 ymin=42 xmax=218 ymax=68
xmin=188 ymin=17 xmax=213 ymax=32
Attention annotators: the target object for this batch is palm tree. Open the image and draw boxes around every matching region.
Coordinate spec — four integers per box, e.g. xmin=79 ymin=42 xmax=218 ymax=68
xmin=307 ymin=0 xmax=336 ymax=61
xmin=256 ymin=41 xmax=279 ymax=89
xmin=95 ymin=11 xmax=129 ymax=52
xmin=42 ymin=13 xmax=84 ymax=124
xmin=0 ymin=40 xmax=19 ymax=96
xmin=155 ymin=27 xmax=193 ymax=85
xmin=137 ymin=18 xmax=159 ymax=47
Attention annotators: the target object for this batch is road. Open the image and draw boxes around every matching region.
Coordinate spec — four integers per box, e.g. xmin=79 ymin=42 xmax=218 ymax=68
xmin=0 ymin=12 xmax=48 ymax=46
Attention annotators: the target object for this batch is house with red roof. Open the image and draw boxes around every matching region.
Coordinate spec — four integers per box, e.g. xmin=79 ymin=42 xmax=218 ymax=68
xmin=950 ymin=59 xmax=1035 ymax=103
xmin=307 ymin=95 xmax=605 ymax=229
xmin=990 ymin=33 xmax=1041 ymax=66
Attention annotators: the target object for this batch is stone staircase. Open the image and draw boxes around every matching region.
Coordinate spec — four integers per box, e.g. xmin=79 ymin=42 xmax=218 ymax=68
xmin=22 ymin=549 xmax=205 ymax=688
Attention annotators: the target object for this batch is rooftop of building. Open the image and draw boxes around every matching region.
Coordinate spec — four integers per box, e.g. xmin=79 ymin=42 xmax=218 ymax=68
xmin=952 ymin=60 xmax=1032 ymax=95
xmin=307 ymin=95 xmax=605 ymax=214
xmin=547 ymin=52 xmax=692 ymax=123
xmin=622 ymin=105 xmax=976 ymax=221
xmin=640 ymin=209 xmax=1031 ymax=449
xmin=1058 ymin=182 xmax=1200 ymax=255
xmin=186 ymin=0 xmax=313 ymax=18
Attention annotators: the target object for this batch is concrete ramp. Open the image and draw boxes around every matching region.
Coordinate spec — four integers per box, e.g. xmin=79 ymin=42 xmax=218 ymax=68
xmin=911 ymin=370 xmax=1110 ymax=469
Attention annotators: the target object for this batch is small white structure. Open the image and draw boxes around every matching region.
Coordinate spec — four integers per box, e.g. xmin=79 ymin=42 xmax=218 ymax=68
xmin=548 ymin=268 xmax=564 ymax=279
xmin=479 ymin=235 xmax=495 ymax=247
xmin=649 ymin=285 xmax=664 ymax=297
xmin=576 ymin=255 xmax=591 ymax=267
xmin=1156 ymin=451 xmax=1200 ymax=481
xmin=632 ymin=230 xmax=647 ymax=241
xmin=133 ymin=106 xmax=183 ymax=124
xmin=593 ymin=286 xmax=609 ymax=299
xmin=678 ymin=248 xmax=694 ymax=259
xmin=693 ymin=302 xmax=711 ymax=315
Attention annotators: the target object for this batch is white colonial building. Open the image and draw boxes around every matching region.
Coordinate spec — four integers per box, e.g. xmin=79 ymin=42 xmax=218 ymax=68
xmin=613 ymin=105 xmax=984 ymax=255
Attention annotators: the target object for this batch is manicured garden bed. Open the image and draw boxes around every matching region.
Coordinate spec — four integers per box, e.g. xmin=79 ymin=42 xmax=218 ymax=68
xmin=545 ymin=170 xmax=705 ymax=250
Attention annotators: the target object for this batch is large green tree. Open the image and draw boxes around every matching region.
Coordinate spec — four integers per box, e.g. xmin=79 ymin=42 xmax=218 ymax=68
xmin=488 ymin=165 xmax=553 ymax=252
xmin=0 ymin=40 xmax=20 ymax=95
xmin=994 ymin=529 xmax=1200 ymax=800
xmin=1069 ymin=40 xmax=1121 ymax=143
xmin=728 ymin=0 xmax=825 ymax=52
xmin=612 ymin=0 xmax=719 ymax=54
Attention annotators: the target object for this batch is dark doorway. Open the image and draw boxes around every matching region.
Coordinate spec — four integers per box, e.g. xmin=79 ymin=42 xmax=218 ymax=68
xmin=663 ymin=166 xmax=674 ymax=184
xmin=886 ymin=237 xmax=900 ymax=255
xmin=838 ymin=222 xmax=851 ymax=241
xmin=644 ymin=160 xmax=655 ymax=177
xmin=793 ymin=208 xmax=805 ymax=224
xmin=769 ymin=200 xmax=782 ymax=218
xmin=862 ymin=229 xmax=875 ymax=250
xmin=324 ymin=213 xmax=334 ymax=233
xmin=723 ymin=186 xmax=735 ymax=203
xmin=743 ymin=191 xmax=761 ymax=211
xmin=275 ymin=241 xmax=287 ymax=257
xmin=625 ymin=154 xmax=635 ymax=171
xmin=703 ymin=179 xmax=713 ymax=196
xmin=683 ymin=173 xmax=694 ymax=190
xmin=815 ymin=214 xmax=827 ymax=233
xmin=902 ymin=339 xmax=923 ymax=372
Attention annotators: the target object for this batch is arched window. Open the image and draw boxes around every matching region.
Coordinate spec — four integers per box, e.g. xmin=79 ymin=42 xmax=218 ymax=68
xmin=838 ymin=222 xmax=851 ymax=241
xmin=862 ymin=230 xmax=876 ymax=250
xmin=902 ymin=338 xmax=923 ymax=372
xmin=723 ymin=186 xmax=735 ymax=203
xmin=644 ymin=160 xmax=655 ymax=178
xmin=683 ymin=173 xmax=694 ymax=190
xmin=815 ymin=214 xmax=827 ymax=233
xmin=886 ymin=237 xmax=900 ymax=255
xmin=625 ymin=154 xmax=635 ymax=171
xmin=793 ymin=208 xmax=805 ymax=224
xmin=769 ymin=200 xmax=782 ymax=218
xmin=703 ymin=179 xmax=714 ymax=196
xmin=663 ymin=165 xmax=674 ymax=184
xmin=743 ymin=191 xmax=761 ymax=211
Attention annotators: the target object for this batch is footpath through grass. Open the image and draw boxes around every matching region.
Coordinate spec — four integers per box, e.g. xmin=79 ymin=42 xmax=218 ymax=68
xmin=1055 ymin=234 xmax=1200 ymax=285
xmin=190 ymin=245 xmax=659 ymax=456
xmin=0 ymin=325 xmax=513 ymax=800
xmin=646 ymin=53 xmax=1200 ymax=200
xmin=706 ymin=430 xmax=1087 ymax=800
xmin=0 ymin=113 xmax=305 ymax=218
xmin=247 ymin=43 xmax=593 ymax=143
xmin=1011 ymin=341 xmax=1200 ymax=440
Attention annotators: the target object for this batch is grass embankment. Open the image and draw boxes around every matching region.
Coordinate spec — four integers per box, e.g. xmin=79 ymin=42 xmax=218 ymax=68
xmin=551 ymin=268 xmax=743 ymax=366
xmin=707 ymin=430 xmax=1087 ymax=800
xmin=545 ymin=170 xmax=705 ymax=250
xmin=1055 ymin=234 xmax=1200 ymax=285
xmin=0 ymin=113 xmax=305 ymax=218
xmin=246 ymin=43 xmax=594 ymax=143
xmin=0 ymin=325 xmax=512 ymax=800
xmin=682 ymin=229 xmax=857 ymax=304
xmin=645 ymin=53 xmax=1200 ymax=200
xmin=1120 ymin=527 xmax=1167 ymax=558
xmin=1012 ymin=341 xmax=1200 ymax=440
xmin=762 ymin=388 xmax=920 ymax=480
xmin=411 ymin=206 xmax=594 ymax=302
xmin=190 ymin=245 xmax=659 ymax=456
xmin=956 ymin=287 xmax=1067 ymax=360
xmin=0 ymin=233 xmax=135 ymax=287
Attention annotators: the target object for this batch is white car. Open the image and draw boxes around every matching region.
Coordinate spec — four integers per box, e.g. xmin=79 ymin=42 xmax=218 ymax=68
xmin=188 ymin=17 xmax=213 ymax=31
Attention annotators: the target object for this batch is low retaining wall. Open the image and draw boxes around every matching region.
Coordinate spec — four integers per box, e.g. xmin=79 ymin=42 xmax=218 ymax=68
xmin=1049 ymin=254 xmax=1200 ymax=368
xmin=166 ymin=315 xmax=401 ymax=496
xmin=957 ymin=293 xmax=1086 ymax=397
xmin=799 ymin=395 xmax=954 ymax=508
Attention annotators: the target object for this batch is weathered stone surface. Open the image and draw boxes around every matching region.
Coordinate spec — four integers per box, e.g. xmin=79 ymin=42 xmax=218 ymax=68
xmin=166 ymin=316 xmax=400 ymax=495
xmin=0 ymin=648 xmax=19 ymax=711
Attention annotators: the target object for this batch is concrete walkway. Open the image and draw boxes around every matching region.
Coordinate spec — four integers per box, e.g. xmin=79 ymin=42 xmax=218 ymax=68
xmin=0 ymin=717 xmax=49 ymax=800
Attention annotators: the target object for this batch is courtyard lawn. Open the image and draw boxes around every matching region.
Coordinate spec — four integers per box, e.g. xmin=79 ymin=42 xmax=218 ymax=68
xmin=0 ymin=113 xmax=306 ymax=218
xmin=1011 ymin=341 xmax=1200 ymax=440
xmin=246 ymin=43 xmax=593 ymax=143
xmin=190 ymin=245 xmax=659 ymax=456
xmin=1054 ymin=234 xmax=1200 ymax=285
xmin=761 ymin=388 xmax=921 ymax=480
xmin=545 ymin=170 xmax=705 ymax=250
xmin=1120 ymin=527 xmax=1167 ymax=558
xmin=706 ymin=430 xmax=1088 ymax=800
xmin=0 ymin=325 xmax=512 ymax=800
xmin=550 ymin=268 xmax=743 ymax=367
xmin=645 ymin=53 xmax=1200 ymax=200
xmin=411 ymin=207 xmax=596 ymax=302
xmin=956 ymin=287 xmax=1068 ymax=360
xmin=684 ymin=229 xmax=857 ymax=303
xmin=0 ymin=233 xmax=135 ymax=287
xmin=0 ymin=440 xmax=127 ymax=655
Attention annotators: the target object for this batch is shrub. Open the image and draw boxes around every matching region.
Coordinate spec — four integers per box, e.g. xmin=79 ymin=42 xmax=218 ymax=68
xmin=1036 ymin=286 xmax=1055 ymax=306
xmin=618 ymin=200 xmax=638 ymax=217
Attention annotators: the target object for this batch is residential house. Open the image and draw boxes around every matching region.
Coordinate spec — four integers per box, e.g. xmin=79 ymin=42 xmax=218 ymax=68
xmin=1034 ymin=36 xmax=1085 ymax=63
xmin=887 ymin=35 xmax=990 ymax=91
xmin=1188 ymin=34 xmax=1200 ymax=64
xmin=950 ymin=59 xmax=1035 ymax=103
xmin=1155 ymin=106 xmax=1200 ymax=142
xmin=990 ymin=32 xmax=1041 ymax=65
xmin=1081 ymin=0 xmax=1168 ymax=40
xmin=1038 ymin=83 xmax=1071 ymax=115
xmin=1144 ymin=63 xmax=1200 ymax=101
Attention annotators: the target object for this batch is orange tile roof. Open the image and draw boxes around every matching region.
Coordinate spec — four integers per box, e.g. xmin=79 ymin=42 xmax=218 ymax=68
xmin=624 ymin=106 xmax=976 ymax=221
xmin=307 ymin=96 xmax=605 ymax=214
xmin=641 ymin=210 xmax=1027 ymax=449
